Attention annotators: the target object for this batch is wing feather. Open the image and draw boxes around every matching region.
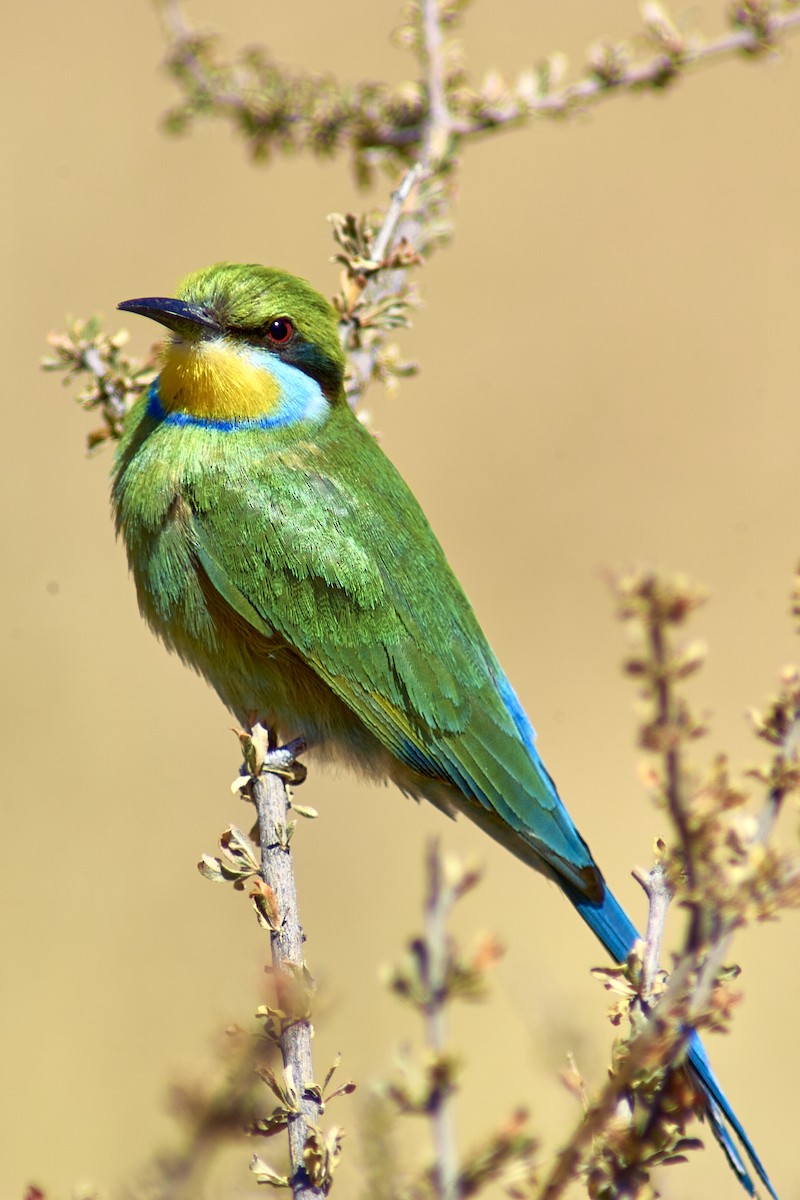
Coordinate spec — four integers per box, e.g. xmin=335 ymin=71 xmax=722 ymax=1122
xmin=187 ymin=433 xmax=601 ymax=897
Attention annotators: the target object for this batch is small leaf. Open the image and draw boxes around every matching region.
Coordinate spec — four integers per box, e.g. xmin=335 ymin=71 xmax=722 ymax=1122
xmin=222 ymin=825 xmax=260 ymax=869
xmin=256 ymin=1002 xmax=288 ymax=1022
xmin=250 ymin=878 xmax=281 ymax=930
xmin=322 ymin=1052 xmax=342 ymax=1094
xmin=292 ymin=803 xmax=318 ymax=819
xmin=257 ymin=1065 xmax=299 ymax=1111
xmin=250 ymin=1154 xmax=290 ymax=1187
xmin=252 ymin=1107 xmax=291 ymax=1136
xmin=197 ymin=855 xmax=226 ymax=883
xmin=303 ymin=1125 xmax=345 ymax=1189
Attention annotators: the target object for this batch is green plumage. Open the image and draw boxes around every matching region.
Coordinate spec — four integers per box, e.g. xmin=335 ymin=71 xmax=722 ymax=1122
xmin=111 ymin=264 xmax=779 ymax=1198
xmin=113 ymin=263 xmax=599 ymax=897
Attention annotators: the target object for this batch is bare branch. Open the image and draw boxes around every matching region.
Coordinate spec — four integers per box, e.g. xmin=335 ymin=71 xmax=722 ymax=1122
xmin=370 ymin=163 xmax=425 ymax=268
xmin=154 ymin=2 xmax=800 ymax=166
xmin=42 ymin=318 xmax=156 ymax=449
xmin=537 ymin=957 xmax=698 ymax=1200
xmin=420 ymin=0 xmax=451 ymax=170
xmin=251 ymin=779 xmax=322 ymax=1196
xmin=423 ymin=843 xmax=460 ymax=1200
xmin=231 ymin=727 xmax=335 ymax=1198
xmin=632 ymin=859 xmax=673 ymax=1002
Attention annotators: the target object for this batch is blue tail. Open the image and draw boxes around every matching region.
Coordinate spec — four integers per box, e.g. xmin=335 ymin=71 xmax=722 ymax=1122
xmin=564 ymin=881 xmax=778 ymax=1199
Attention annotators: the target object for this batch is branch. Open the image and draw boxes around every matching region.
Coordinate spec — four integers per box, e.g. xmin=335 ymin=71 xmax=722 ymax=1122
xmin=42 ymin=317 xmax=156 ymax=450
xmin=154 ymin=1 xmax=800 ymax=169
xmin=250 ymin=760 xmax=323 ymax=1198
xmin=382 ymin=844 xmax=538 ymax=1197
xmin=331 ymin=2 xmax=457 ymax=408
xmin=537 ymin=955 xmax=699 ymax=1200
xmin=423 ymin=843 xmax=460 ymax=1200
xmin=549 ymin=569 xmax=800 ymax=1199
xmin=130 ymin=1024 xmax=275 ymax=1199
xmin=330 ymin=0 xmax=458 ymax=410
xmin=750 ymin=652 xmax=800 ymax=840
xmin=632 ymin=858 xmax=673 ymax=1002
xmin=203 ymin=727 xmax=347 ymax=1198
xmin=370 ymin=163 xmax=425 ymax=268
xmin=472 ymin=4 xmax=800 ymax=127
xmin=419 ymin=0 xmax=451 ymax=171
xmin=57 ymin=3 xmax=800 ymax=430
xmin=199 ymin=730 xmax=353 ymax=1194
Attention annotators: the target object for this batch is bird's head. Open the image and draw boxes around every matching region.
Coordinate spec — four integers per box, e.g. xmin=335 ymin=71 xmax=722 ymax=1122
xmin=118 ymin=263 xmax=345 ymax=428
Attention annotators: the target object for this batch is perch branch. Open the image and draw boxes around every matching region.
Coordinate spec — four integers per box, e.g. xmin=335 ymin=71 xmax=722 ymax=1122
xmin=248 ymin=735 xmax=324 ymax=1199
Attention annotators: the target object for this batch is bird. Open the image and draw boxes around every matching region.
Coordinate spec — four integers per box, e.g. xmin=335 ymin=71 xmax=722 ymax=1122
xmin=113 ymin=262 xmax=776 ymax=1198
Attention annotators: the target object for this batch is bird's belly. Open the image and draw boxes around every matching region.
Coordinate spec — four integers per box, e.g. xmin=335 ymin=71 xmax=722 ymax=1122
xmin=134 ymin=544 xmax=390 ymax=772
xmin=121 ymin=486 xmax=435 ymax=785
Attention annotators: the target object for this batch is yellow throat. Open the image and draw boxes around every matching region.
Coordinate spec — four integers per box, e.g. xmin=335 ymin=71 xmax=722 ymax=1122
xmin=158 ymin=337 xmax=281 ymax=422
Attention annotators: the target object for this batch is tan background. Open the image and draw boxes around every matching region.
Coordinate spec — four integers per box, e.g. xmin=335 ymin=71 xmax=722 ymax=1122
xmin=3 ymin=2 xmax=799 ymax=1197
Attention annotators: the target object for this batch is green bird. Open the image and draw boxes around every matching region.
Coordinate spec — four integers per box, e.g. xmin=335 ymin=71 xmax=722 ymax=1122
xmin=114 ymin=263 xmax=776 ymax=1198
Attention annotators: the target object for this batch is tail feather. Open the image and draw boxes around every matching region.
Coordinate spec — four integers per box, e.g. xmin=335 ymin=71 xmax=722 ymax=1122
xmin=687 ymin=1034 xmax=777 ymax=1200
xmin=564 ymin=879 xmax=778 ymax=1199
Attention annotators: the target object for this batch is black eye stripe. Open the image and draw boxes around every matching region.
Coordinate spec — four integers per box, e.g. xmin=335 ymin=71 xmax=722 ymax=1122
xmin=225 ymin=321 xmax=296 ymax=345
xmin=220 ymin=324 xmax=341 ymax=397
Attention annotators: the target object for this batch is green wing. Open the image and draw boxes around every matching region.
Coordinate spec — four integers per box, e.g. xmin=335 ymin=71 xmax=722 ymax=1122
xmin=187 ymin=427 xmax=599 ymax=896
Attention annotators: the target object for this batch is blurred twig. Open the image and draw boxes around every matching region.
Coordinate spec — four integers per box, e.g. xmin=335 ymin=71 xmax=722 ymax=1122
xmin=121 ymin=1025 xmax=275 ymax=1200
xmin=51 ymin=2 xmax=800 ymax=428
xmin=540 ymin=956 xmax=702 ymax=1200
xmin=42 ymin=317 xmax=156 ymax=450
xmin=423 ymin=845 xmax=461 ymax=1200
xmin=419 ymin=0 xmax=452 ymax=170
xmin=546 ymin=567 xmax=800 ymax=1200
xmin=155 ymin=0 xmax=800 ymax=171
xmin=382 ymin=841 xmax=539 ymax=1199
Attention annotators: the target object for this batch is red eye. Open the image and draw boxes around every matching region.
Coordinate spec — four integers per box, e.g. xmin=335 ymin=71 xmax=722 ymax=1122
xmin=266 ymin=318 xmax=293 ymax=344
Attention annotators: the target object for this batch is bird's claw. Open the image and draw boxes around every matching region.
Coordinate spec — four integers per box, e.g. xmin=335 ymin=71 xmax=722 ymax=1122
xmin=261 ymin=738 xmax=308 ymax=785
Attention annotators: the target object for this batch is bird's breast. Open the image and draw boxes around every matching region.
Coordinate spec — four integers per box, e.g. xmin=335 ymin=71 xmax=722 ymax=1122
xmin=156 ymin=338 xmax=329 ymax=430
xmin=158 ymin=338 xmax=280 ymax=422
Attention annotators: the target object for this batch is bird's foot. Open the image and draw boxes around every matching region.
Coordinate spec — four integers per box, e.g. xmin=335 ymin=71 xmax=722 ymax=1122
xmin=261 ymin=737 xmax=308 ymax=785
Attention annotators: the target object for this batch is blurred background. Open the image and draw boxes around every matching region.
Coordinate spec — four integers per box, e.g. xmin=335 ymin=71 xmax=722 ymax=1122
xmin=3 ymin=2 xmax=799 ymax=1197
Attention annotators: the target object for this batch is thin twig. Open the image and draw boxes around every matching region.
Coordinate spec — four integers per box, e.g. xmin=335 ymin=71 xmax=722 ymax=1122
xmin=537 ymin=954 xmax=697 ymax=1200
xmin=341 ymin=164 xmax=426 ymax=406
xmin=420 ymin=0 xmax=451 ymax=170
xmin=80 ymin=346 xmax=129 ymax=423
xmin=340 ymin=0 xmax=452 ymax=406
xmin=758 ymin=710 xmax=800 ymax=839
xmin=551 ymin=571 xmax=789 ymax=1199
xmin=424 ymin=843 xmax=459 ymax=1200
xmin=632 ymin=861 xmax=673 ymax=1001
xmin=370 ymin=164 xmax=425 ymax=267
xmin=130 ymin=1027 xmax=271 ymax=1199
xmin=155 ymin=2 xmax=800 ymax=150
xmin=251 ymin=759 xmax=323 ymax=1200
xmin=157 ymin=0 xmax=250 ymax=109
xmin=647 ymin=615 xmax=698 ymax=903
xmin=519 ymin=13 xmax=800 ymax=120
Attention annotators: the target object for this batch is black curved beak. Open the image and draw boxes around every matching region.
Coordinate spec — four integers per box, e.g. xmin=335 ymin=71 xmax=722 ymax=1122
xmin=117 ymin=296 xmax=219 ymax=339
